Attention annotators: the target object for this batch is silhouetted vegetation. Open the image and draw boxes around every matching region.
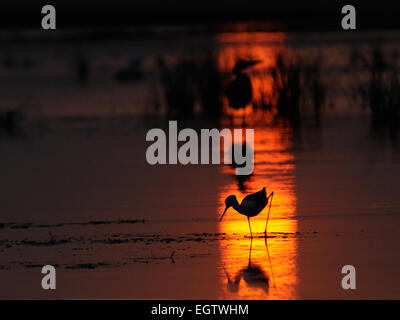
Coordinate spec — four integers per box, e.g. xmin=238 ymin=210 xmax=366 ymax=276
xmin=352 ymin=47 xmax=400 ymax=145
xmin=303 ymin=55 xmax=326 ymax=126
xmin=76 ymin=54 xmax=90 ymax=84
xmin=157 ymin=51 xmax=326 ymax=128
xmin=158 ymin=58 xmax=197 ymax=118
xmin=0 ymin=109 xmax=23 ymax=137
xmin=195 ymin=55 xmax=223 ymax=119
xmin=264 ymin=53 xmax=326 ymax=126
xmin=157 ymin=54 xmax=223 ymax=121
xmin=270 ymin=53 xmax=301 ymax=120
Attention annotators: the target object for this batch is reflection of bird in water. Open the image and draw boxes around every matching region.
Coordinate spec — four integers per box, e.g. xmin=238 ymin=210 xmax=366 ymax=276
xmin=219 ymin=187 xmax=274 ymax=238
xmin=223 ymin=239 xmax=270 ymax=294
xmin=236 ymin=174 xmax=252 ymax=193
xmin=229 ymin=142 xmax=253 ymax=192
xmin=225 ymin=60 xmax=260 ymax=110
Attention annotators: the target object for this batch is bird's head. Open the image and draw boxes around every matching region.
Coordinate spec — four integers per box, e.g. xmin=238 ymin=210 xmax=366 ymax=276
xmin=225 ymin=195 xmax=238 ymax=207
xmin=219 ymin=195 xmax=238 ymax=222
xmin=233 ymin=59 xmax=261 ymax=75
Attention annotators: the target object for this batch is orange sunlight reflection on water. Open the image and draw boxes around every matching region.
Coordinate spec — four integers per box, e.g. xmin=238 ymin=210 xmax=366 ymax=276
xmin=218 ymin=125 xmax=298 ymax=299
xmin=215 ymin=31 xmax=297 ymax=299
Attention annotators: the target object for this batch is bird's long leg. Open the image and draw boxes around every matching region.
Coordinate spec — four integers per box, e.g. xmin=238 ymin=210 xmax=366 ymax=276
xmin=247 ymin=216 xmax=253 ymax=238
xmin=223 ymin=265 xmax=232 ymax=283
xmin=248 ymin=237 xmax=253 ymax=269
xmin=264 ymin=192 xmax=274 ymax=237
xmin=264 ymin=236 xmax=276 ymax=290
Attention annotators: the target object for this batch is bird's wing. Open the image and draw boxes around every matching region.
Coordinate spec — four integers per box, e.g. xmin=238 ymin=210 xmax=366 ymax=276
xmin=240 ymin=199 xmax=259 ymax=211
xmin=242 ymin=189 xmax=265 ymax=203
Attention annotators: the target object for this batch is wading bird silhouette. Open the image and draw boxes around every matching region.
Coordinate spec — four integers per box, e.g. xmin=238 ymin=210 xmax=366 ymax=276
xmin=225 ymin=59 xmax=260 ymax=110
xmin=219 ymin=187 xmax=274 ymax=238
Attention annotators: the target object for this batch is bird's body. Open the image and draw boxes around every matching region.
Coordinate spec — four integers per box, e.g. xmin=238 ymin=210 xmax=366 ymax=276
xmin=225 ymin=59 xmax=260 ymax=110
xmin=219 ymin=187 xmax=274 ymax=237
xmin=239 ymin=189 xmax=269 ymax=217
xmin=226 ymin=74 xmax=253 ymax=110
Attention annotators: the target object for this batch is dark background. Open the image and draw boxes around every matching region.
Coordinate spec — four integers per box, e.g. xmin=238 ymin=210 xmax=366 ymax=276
xmin=0 ymin=0 xmax=398 ymax=30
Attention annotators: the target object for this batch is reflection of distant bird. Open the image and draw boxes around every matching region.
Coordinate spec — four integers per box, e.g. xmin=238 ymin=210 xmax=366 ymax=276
xmin=236 ymin=174 xmax=252 ymax=193
xmin=228 ymin=142 xmax=253 ymax=192
xmin=225 ymin=60 xmax=260 ymax=109
xmin=223 ymin=239 xmax=270 ymax=294
xmin=219 ymin=187 xmax=274 ymax=238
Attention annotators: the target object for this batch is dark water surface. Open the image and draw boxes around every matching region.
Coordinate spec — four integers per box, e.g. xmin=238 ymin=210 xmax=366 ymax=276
xmin=0 ymin=28 xmax=400 ymax=299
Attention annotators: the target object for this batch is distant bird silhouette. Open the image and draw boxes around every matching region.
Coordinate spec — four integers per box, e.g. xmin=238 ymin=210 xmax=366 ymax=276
xmin=0 ymin=110 xmax=22 ymax=136
xmin=115 ymin=56 xmax=144 ymax=82
xmin=219 ymin=187 xmax=274 ymax=238
xmin=225 ymin=60 xmax=260 ymax=110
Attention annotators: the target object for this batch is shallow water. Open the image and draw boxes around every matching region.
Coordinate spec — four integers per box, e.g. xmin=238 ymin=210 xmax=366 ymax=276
xmin=0 ymin=116 xmax=399 ymax=299
xmin=1 ymin=28 xmax=400 ymax=299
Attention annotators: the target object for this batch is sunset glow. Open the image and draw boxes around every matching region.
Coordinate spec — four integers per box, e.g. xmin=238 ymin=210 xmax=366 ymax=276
xmin=218 ymin=125 xmax=298 ymax=299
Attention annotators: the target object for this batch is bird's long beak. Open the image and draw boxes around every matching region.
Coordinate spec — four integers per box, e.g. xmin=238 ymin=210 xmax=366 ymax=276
xmin=219 ymin=207 xmax=228 ymax=222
